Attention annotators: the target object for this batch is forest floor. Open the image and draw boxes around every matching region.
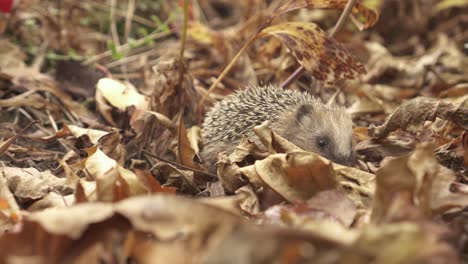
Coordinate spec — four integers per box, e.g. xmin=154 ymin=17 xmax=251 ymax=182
xmin=0 ymin=0 xmax=467 ymax=263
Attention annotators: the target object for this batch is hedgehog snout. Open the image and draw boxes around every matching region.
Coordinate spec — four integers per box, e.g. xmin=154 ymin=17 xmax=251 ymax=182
xmin=330 ymin=151 xmax=355 ymax=166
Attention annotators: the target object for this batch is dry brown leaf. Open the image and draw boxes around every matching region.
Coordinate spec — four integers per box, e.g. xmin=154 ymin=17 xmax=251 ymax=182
xmin=59 ymin=124 xmax=110 ymax=145
xmin=129 ymin=109 xmax=175 ymax=132
xmin=133 ymin=169 xmax=177 ymax=194
xmin=216 ymin=153 xmax=246 ymax=193
xmin=334 ymin=165 xmax=376 ymax=209
xmin=176 ymin=112 xmax=200 ymax=170
xmin=262 ymin=190 xmax=357 ymax=228
xmin=372 ymin=143 xmax=468 ymax=223
xmin=0 ymin=167 xmax=72 ymax=203
xmin=253 ymin=121 xmax=304 ymax=154
xmin=355 ymin=136 xmax=415 ymax=161
xmin=235 ymin=185 xmax=260 ymax=215
xmin=259 ymin=22 xmax=366 ymax=86
xmin=240 ymin=152 xmax=337 ymax=202
xmin=369 ymin=97 xmax=468 ymax=139
xmin=82 ymin=146 xmax=148 ymax=202
xmin=345 ymin=222 xmax=460 ymax=264
xmin=27 ymin=192 xmax=75 ymax=211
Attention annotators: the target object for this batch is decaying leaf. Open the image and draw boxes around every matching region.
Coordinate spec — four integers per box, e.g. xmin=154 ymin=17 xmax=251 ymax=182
xmin=372 ymin=143 xmax=468 ymax=223
xmin=369 ymin=97 xmax=468 ymax=139
xmin=0 ymin=167 xmax=72 ymax=203
xmin=240 ymin=152 xmax=337 ymax=202
xmin=176 ymin=111 xmax=201 ymax=170
xmin=57 ymin=124 xmax=110 ymax=145
xmin=82 ymin=146 xmax=148 ymax=201
xmin=259 ymin=22 xmax=366 ymax=86
xmin=253 ymin=121 xmax=304 ymax=154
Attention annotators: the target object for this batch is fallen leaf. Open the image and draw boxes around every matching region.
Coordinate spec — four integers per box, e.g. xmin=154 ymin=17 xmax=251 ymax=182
xmin=259 ymin=22 xmax=366 ymax=86
xmin=96 ymin=78 xmax=149 ymax=111
xmin=0 ymin=167 xmax=72 ymax=203
xmin=241 ymin=152 xmax=337 ymax=202
xmin=369 ymin=97 xmax=468 ymax=139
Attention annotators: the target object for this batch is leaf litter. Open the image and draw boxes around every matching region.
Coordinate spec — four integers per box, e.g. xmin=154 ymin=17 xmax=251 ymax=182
xmin=0 ymin=0 xmax=467 ymax=263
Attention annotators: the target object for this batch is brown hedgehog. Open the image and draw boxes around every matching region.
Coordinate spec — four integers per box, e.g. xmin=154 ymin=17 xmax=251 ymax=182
xmin=200 ymin=84 xmax=354 ymax=170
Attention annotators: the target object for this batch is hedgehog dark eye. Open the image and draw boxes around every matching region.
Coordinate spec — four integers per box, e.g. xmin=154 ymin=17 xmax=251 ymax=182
xmin=316 ymin=137 xmax=329 ymax=149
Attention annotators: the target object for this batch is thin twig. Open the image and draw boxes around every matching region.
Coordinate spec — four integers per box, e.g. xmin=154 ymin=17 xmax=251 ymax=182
xmin=178 ymin=0 xmax=189 ymax=88
xmin=143 ymin=150 xmax=218 ymax=179
xmin=83 ymin=31 xmax=171 ymax=65
xmin=0 ymin=121 xmax=38 ymax=157
xmin=109 ymin=0 xmax=120 ymax=47
xmin=281 ymin=0 xmax=357 ymax=89
xmin=124 ymin=0 xmax=135 ymax=43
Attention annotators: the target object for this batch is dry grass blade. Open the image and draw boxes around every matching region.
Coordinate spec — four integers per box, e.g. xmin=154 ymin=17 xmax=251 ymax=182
xmin=0 ymin=121 xmax=38 ymax=157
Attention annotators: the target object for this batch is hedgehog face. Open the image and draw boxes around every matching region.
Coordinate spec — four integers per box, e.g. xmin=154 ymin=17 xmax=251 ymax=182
xmin=293 ymin=103 xmax=355 ymax=166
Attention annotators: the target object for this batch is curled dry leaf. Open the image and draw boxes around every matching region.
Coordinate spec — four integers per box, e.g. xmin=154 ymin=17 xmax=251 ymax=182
xmin=240 ymin=152 xmax=337 ymax=202
xmin=176 ymin=111 xmax=202 ymax=170
xmin=97 ymin=131 xmax=127 ymax=166
xmin=133 ymin=169 xmax=177 ymax=194
xmin=369 ymin=97 xmax=468 ymax=139
xmin=253 ymin=121 xmax=304 ymax=154
xmin=345 ymin=222 xmax=460 ymax=264
xmin=82 ymin=146 xmax=148 ymax=202
xmin=235 ymin=185 xmax=260 ymax=215
xmin=0 ymin=167 xmax=72 ymax=203
xmin=216 ymin=153 xmax=246 ymax=193
xmin=372 ymin=143 xmax=468 ymax=223
xmin=261 ymin=190 xmax=359 ymax=229
xmin=261 ymin=202 xmax=359 ymax=245
xmin=27 ymin=192 xmax=75 ymax=211
xmin=96 ymin=78 xmax=149 ymax=112
xmin=95 ymin=78 xmax=149 ymax=125
xmin=334 ymin=164 xmax=376 ymax=209
xmin=274 ymin=0 xmax=379 ymax=30
xmin=58 ymin=124 xmax=110 ymax=145
xmin=259 ymin=22 xmax=366 ymax=87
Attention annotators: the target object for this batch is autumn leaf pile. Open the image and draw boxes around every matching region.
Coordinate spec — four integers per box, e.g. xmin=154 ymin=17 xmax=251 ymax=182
xmin=0 ymin=0 xmax=467 ymax=263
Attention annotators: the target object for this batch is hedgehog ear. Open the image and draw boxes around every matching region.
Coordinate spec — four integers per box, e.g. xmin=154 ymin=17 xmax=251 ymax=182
xmin=295 ymin=104 xmax=313 ymax=122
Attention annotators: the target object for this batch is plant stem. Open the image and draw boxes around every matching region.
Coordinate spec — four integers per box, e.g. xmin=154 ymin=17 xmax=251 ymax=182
xmin=178 ymin=0 xmax=189 ymax=88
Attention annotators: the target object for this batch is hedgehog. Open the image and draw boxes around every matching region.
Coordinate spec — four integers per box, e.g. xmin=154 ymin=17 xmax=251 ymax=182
xmin=200 ymin=84 xmax=354 ymax=170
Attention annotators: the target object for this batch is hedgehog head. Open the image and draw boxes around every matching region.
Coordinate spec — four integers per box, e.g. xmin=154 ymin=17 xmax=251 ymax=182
xmin=277 ymin=102 xmax=355 ymax=166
